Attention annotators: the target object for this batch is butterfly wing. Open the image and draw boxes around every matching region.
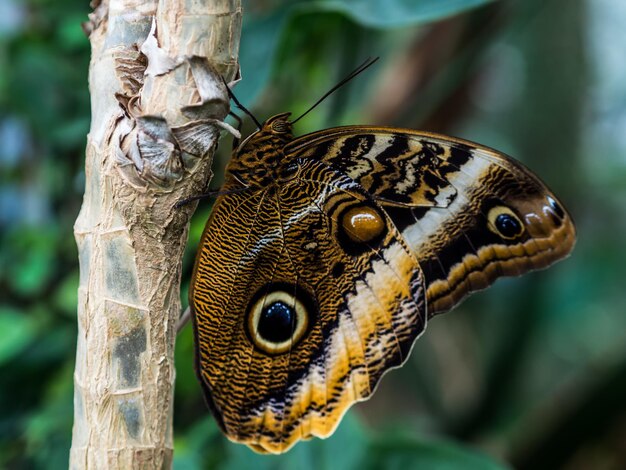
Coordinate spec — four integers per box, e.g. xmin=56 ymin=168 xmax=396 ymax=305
xmin=284 ymin=127 xmax=576 ymax=315
xmin=190 ymin=160 xmax=426 ymax=454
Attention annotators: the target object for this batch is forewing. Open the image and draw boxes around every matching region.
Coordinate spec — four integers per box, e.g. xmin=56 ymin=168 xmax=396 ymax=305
xmin=285 ymin=127 xmax=576 ymax=315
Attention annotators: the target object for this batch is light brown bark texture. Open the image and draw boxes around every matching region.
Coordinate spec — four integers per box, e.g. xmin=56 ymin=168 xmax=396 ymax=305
xmin=71 ymin=1 xmax=241 ymax=468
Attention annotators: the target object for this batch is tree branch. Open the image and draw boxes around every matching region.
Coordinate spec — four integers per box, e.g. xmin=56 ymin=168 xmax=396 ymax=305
xmin=70 ymin=1 xmax=241 ymax=467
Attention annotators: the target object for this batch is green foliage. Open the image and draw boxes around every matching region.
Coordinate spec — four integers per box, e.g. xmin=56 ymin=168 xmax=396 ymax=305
xmin=0 ymin=306 xmax=37 ymax=366
xmin=3 ymin=0 xmax=626 ymax=468
xmin=174 ymin=414 xmax=509 ymax=470
xmin=237 ymin=0 xmax=496 ymax=104
xmin=302 ymin=0 xmax=496 ymax=27
xmin=365 ymin=437 xmax=510 ymax=470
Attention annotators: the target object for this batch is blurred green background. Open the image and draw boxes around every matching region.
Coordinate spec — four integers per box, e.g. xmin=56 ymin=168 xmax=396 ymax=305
xmin=1 ymin=0 xmax=625 ymax=468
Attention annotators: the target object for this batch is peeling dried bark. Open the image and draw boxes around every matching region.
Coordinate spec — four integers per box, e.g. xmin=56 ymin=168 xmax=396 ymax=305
xmin=71 ymin=1 xmax=241 ymax=468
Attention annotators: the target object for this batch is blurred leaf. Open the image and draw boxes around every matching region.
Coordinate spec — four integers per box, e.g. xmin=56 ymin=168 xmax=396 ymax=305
xmin=238 ymin=0 xmax=493 ymax=105
xmin=367 ymin=436 xmax=511 ymax=470
xmin=218 ymin=412 xmax=367 ymax=470
xmin=52 ymin=271 xmax=78 ymax=316
xmin=303 ymin=0 xmax=495 ymax=28
xmin=237 ymin=9 xmax=291 ymax=106
xmin=174 ymin=324 xmax=199 ymax=399
xmin=10 ymin=254 xmax=51 ymax=296
xmin=0 ymin=307 xmax=36 ymax=366
xmin=23 ymin=362 xmax=73 ymax=469
xmin=173 ymin=417 xmax=224 ymax=470
xmin=57 ymin=13 xmax=89 ymax=51
xmin=4 ymin=227 xmax=58 ymax=296
xmin=50 ymin=116 xmax=90 ymax=150
xmin=18 ymin=317 xmax=75 ymax=368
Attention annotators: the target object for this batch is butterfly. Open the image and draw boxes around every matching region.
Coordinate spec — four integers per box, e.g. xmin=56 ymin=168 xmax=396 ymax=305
xmin=188 ymin=63 xmax=576 ymax=454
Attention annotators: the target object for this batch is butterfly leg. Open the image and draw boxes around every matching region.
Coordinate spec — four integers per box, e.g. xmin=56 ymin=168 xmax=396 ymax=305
xmin=177 ymin=306 xmax=191 ymax=334
xmin=229 ymin=111 xmax=243 ymax=149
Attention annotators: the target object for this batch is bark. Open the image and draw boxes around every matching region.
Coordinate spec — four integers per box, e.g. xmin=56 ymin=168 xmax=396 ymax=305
xmin=71 ymin=1 xmax=241 ymax=468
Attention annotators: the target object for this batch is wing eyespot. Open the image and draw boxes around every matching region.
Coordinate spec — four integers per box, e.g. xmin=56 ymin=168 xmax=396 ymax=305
xmin=487 ymin=205 xmax=525 ymax=240
xmin=336 ymin=203 xmax=388 ymax=255
xmin=342 ymin=206 xmax=385 ymax=243
xmin=246 ymin=284 xmax=313 ymax=355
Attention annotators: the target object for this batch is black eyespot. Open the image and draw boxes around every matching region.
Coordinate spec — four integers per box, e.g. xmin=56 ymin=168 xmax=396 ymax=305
xmin=487 ymin=205 xmax=525 ymax=239
xmin=246 ymin=283 xmax=315 ymax=355
xmin=495 ymin=213 xmax=522 ymax=238
xmin=547 ymin=196 xmax=565 ymax=218
xmin=257 ymin=301 xmax=296 ymax=344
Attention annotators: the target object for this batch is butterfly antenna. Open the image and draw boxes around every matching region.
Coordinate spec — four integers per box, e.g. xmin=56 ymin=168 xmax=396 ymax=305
xmin=291 ymin=57 xmax=380 ymax=125
xmin=222 ymin=77 xmax=262 ymax=129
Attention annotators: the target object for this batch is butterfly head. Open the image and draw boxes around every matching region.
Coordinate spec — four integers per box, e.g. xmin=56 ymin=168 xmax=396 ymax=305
xmin=264 ymin=113 xmax=293 ymax=135
xmin=236 ymin=113 xmax=294 ymax=151
xmin=227 ymin=113 xmax=296 ymax=187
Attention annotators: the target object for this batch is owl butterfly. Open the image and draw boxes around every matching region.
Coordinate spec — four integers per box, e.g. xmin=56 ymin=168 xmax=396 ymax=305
xmin=189 ymin=62 xmax=576 ymax=454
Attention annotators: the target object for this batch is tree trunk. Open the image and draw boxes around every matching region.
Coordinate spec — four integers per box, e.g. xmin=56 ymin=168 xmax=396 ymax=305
xmin=70 ymin=1 xmax=241 ymax=468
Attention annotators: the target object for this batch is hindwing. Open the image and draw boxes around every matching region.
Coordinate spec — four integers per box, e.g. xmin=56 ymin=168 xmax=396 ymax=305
xmin=190 ymin=159 xmax=426 ymax=454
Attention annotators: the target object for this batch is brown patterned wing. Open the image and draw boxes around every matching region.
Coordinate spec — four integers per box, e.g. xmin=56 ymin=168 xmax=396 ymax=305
xmin=189 ymin=160 xmax=426 ymax=454
xmin=285 ymin=127 xmax=576 ymax=315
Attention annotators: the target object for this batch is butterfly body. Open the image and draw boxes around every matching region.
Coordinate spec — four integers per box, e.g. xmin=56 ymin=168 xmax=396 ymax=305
xmin=190 ymin=114 xmax=575 ymax=453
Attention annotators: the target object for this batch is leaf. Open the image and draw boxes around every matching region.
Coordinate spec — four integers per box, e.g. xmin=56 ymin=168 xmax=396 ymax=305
xmin=173 ymin=417 xmax=223 ymax=470
xmin=236 ymin=9 xmax=291 ymax=106
xmin=238 ymin=0 xmax=494 ymax=106
xmin=0 ymin=307 xmax=37 ymax=366
xmin=23 ymin=363 xmax=74 ymax=469
xmin=367 ymin=436 xmax=511 ymax=470
xmin=52 ymin=272 xmax=79 ymax=317
xmin=217 ymin=412 xmax=368 ymax=470
xmin=5 ymin=227 xmax=58 ymax=296
xmin=303 ymin=0 xmax=496 ymax=28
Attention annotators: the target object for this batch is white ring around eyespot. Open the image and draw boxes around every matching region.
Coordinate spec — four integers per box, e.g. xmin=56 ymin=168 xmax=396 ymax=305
xmin=487 ymin=205 xmax=524 ymax=239
xmin=247 ymin=290 xmax=309 ymax=355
